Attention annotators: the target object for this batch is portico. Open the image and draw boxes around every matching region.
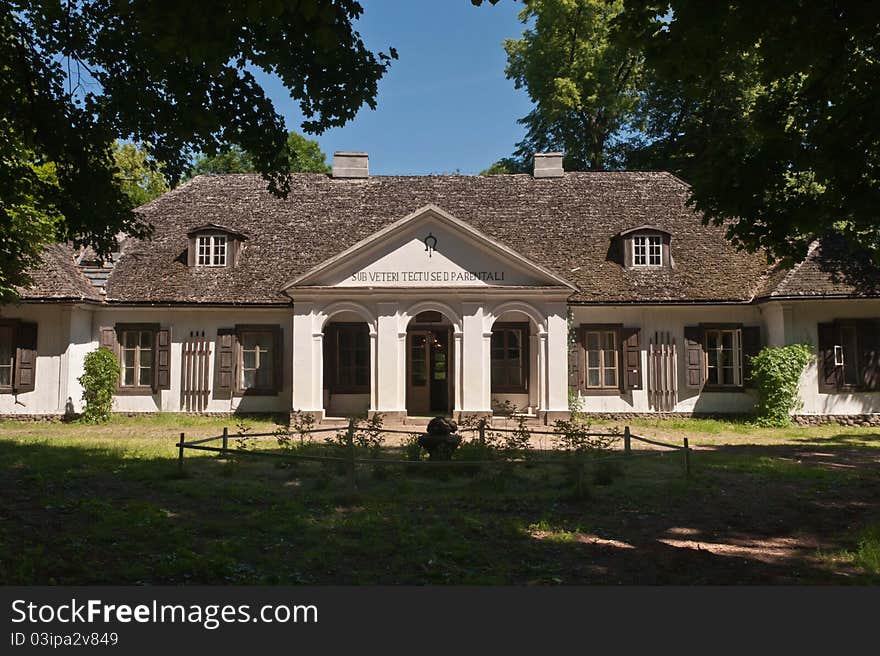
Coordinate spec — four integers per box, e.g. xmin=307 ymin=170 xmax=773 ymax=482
xmin=283 ymin=205 xmax=574 ymax=422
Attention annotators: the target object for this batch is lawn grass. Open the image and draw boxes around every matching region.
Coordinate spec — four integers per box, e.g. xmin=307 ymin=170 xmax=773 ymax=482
xmin=0 ymin=416 xmax=878 ymax=584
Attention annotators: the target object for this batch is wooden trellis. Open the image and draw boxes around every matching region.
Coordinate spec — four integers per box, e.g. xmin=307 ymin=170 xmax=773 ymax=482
xmin=648 ymin=331 xmax=678 ymax=412
xmin=181 ymin=331 xmax=211 ymax=412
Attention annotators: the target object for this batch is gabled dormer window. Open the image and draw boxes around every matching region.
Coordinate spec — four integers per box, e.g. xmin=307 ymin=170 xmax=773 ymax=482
xmin=620 ymin=226 xmax=672 ymax=270
xmin=197 ymin=234 xmax=227 ymax=267
xmin=186 ymin=224 xmax=247 ymax=268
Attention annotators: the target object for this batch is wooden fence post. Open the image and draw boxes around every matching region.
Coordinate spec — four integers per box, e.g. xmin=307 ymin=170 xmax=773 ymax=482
xmin=222 ymin=426 xmax=229 ymax=458
xmin=684 ymin=437 xmax=691 ymax=477
xmin=624 ymin=426 xmax=631 ymax=455
xmin=178 ymin=432 xmax=185 ymax=472
xmin=345 ymin=417 xmax=357 ymax=494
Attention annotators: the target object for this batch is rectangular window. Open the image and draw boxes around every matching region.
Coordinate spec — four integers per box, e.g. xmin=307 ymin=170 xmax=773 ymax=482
xmin=704 ymin=328 xmax=743 ymax=388
xmin=239 ymin=329 xmax=275 ymax=392
xmin=0 ymin=325 xmax=13 ymax=390
xmin=335 ymin=324 xmax=370 ymax=391
xmin=823 ymin=319 xmax=880 ymax=392
xmin=584 ymin=328 xmax=619 ymax=389
xmin=632 ymin=235 xmax=662 ymax=266
xmin=196 ymin=234 xmax=227 ymax=266
xmin=491 ymin=324 xmax=528 ymax=392
xmin=120 ymin=328 xmax=155 ymax=388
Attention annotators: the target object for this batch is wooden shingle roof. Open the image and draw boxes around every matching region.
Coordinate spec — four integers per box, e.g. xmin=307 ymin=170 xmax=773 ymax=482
xmin=18 ymin=172 xmax=879 ymax=304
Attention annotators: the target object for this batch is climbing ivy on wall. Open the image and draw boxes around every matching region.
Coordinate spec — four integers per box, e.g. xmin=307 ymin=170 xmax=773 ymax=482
xmin=750 ymin=344 xmax=814 ymax=427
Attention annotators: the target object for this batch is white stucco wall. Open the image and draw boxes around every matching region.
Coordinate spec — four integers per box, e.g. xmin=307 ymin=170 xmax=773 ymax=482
xmin=569 ymin=304 xmax=765 ymax=415
xmin=0 ymin=303 xmax=91 ymax=415
xmin=768 ymin=299 xmax=880 ymax=415
xmin=289 ymin=290 xmax=570 ymax=420
xmin=92 ymin=307 xmax=293 ymax=414
xmin=3 ymin=295 xmax=876 ymax=419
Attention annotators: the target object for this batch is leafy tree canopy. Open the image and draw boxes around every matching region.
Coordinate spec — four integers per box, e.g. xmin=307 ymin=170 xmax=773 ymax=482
xmin=615 ymin=1 xmax=880 ymax=264
xmin=479 ymin=157 xmax=529 ymax=175
xmin=113 ymin=142 xmax=169 ymax=209
xmin=188 ymin=131 xmax=332 ymax=177
xmin=503 ymin=0 xmax=642 ymax=171
xmin=481 ymin=0 xmax=880 ymax=264
xmin=1 ymin=1 xmax=395 ymax=300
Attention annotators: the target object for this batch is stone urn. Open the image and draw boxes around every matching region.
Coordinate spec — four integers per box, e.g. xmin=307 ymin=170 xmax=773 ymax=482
xmin=418 ymin=417 xmax=462 ymax=460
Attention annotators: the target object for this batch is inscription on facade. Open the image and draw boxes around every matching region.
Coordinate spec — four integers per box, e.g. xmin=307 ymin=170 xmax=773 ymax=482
xmin=350 ymin=270 xmax=506 ymax=283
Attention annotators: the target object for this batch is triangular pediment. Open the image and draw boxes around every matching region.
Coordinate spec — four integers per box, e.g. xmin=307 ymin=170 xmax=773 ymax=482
xmin=282 ymin=204 xmax=576 ymax=290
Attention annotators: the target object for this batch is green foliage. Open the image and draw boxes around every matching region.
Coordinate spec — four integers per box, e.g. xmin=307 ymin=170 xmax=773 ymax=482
xmin=0 ymin=153 xmax=63 ymax=301
xmin=112 ymin=142 xmax=169 ymax=209
xmin=491 ymin=0 xmax=880 ymax=263
xmin=188 ymin=131 xmax=332 ymax=178
xmin=77 ymin=348 xmax=120 ymax=424
xmin=354 ymin=413 xmax=386 ymax=459
xmin=750 ymin=345 xmax=814 ymax=427
xmin=616 ymin=2 xmax=880 ymax=262
xmin=503 ymin=0 xmax=642 ymax=171
xmin=1 ymin=2 xmax=394 ymax=301
xmin=479 ymin=157 xmax=529 ymax=175
xmin=553 ymin=412 xmax=619 ymax=453
xmin=854 ymin=525 xmax=880 ymax=575
xmin=403 ymin=433 xmax=423 ymax=462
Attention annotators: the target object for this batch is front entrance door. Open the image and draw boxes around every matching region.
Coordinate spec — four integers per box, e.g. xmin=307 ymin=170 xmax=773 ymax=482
xmin=407 ymin=329 xmax=452 ymax=416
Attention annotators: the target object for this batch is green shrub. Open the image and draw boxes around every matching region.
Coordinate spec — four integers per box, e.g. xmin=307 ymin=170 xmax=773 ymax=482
xmin=750 ymin=344 xmax=813 ymax=427
xmin=78 ymin=347 xmax=120 ymax=423
xmin=855 ymin=524 xmax=880 ymax=575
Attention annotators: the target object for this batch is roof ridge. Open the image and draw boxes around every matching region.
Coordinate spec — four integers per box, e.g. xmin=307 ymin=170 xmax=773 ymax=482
xmin=768 ymin=240 xmax=821 ymax=297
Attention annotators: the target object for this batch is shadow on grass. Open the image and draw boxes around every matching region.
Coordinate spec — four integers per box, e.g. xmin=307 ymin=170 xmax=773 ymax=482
xmin=0 ymin=437 xmax=878 ymax=585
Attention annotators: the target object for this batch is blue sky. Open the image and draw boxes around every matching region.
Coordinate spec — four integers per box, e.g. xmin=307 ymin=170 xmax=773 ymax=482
xmin=252 ymin=0 xmax=533 ymax=175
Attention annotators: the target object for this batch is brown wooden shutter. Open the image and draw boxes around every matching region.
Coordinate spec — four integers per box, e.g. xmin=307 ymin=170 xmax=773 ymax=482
xmin=858 ymin=319 xmax=880 ymax=391
xmin=817 ymin=322 xmax=840 ymax=393
xmin=741 ymin=326 xmax=761 ymax=388
xmin=214 ymin=328 xmax=237 ymax=399
xmin=568 ymin=327 xmax=585 ymax=391
xmin=13 ymin=322 xmax=37 ymax=393
xmin=684 ymin=326 xmax=705 ymax=389
xmin=272 ymin=325 xmax=283 ymax=393
xmin=100 ymin=326 xmax=119 ymax=356
xmin=155 ymin=327 xmax=171 ymax=391
xmin=622 ymin=327 xmax=642 ymax=391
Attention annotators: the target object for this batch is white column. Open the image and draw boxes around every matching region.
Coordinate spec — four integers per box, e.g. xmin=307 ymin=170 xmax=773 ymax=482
xmin=369 ymin=328 xmax=378 ymax=412
xmin=453 ymin=329 xmax=464 ymax=413
xmin=782 ymin=303 xmax=794 ymax=345
xmin=538 ymin=330 xmax=547 ymax=410
xmin=529 ymin=331 xmax=540 ymax=412
xmin=460 ymin=304 xmax=491 ymax=414
xmin=544 ymin=304 xmax=571 ymax=415
xmin=291 ymin=304 xmax=323 ymax=415
xmin=376 ymin=302 xmax=405 ymax=414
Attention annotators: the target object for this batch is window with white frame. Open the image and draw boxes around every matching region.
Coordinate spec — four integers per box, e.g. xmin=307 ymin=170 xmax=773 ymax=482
xmin=0 ymin=324 xmax=13 ymax=390
xmin=196 ymin=234 xmax=227 ymax=266
xmin=704 ymin=328 xmax=743 ymax=387
xmin=239 ymin=329 xmax=275 ymax=391
xmin=632 ymin=235 xmax=662 ymax=267
xmin=120 ymin=328 xmax=155 ymax=388
xmin=584 ymin=329 xmax=619 ymax=389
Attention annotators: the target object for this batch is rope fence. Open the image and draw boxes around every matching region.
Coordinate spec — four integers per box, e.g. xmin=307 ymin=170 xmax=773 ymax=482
xmin=176 ymin=418 xmax=693 ymax=490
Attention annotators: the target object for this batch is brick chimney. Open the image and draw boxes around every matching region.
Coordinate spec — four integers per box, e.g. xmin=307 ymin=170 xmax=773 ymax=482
xmin=332 ymin=151 xmax=369 ymax=178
